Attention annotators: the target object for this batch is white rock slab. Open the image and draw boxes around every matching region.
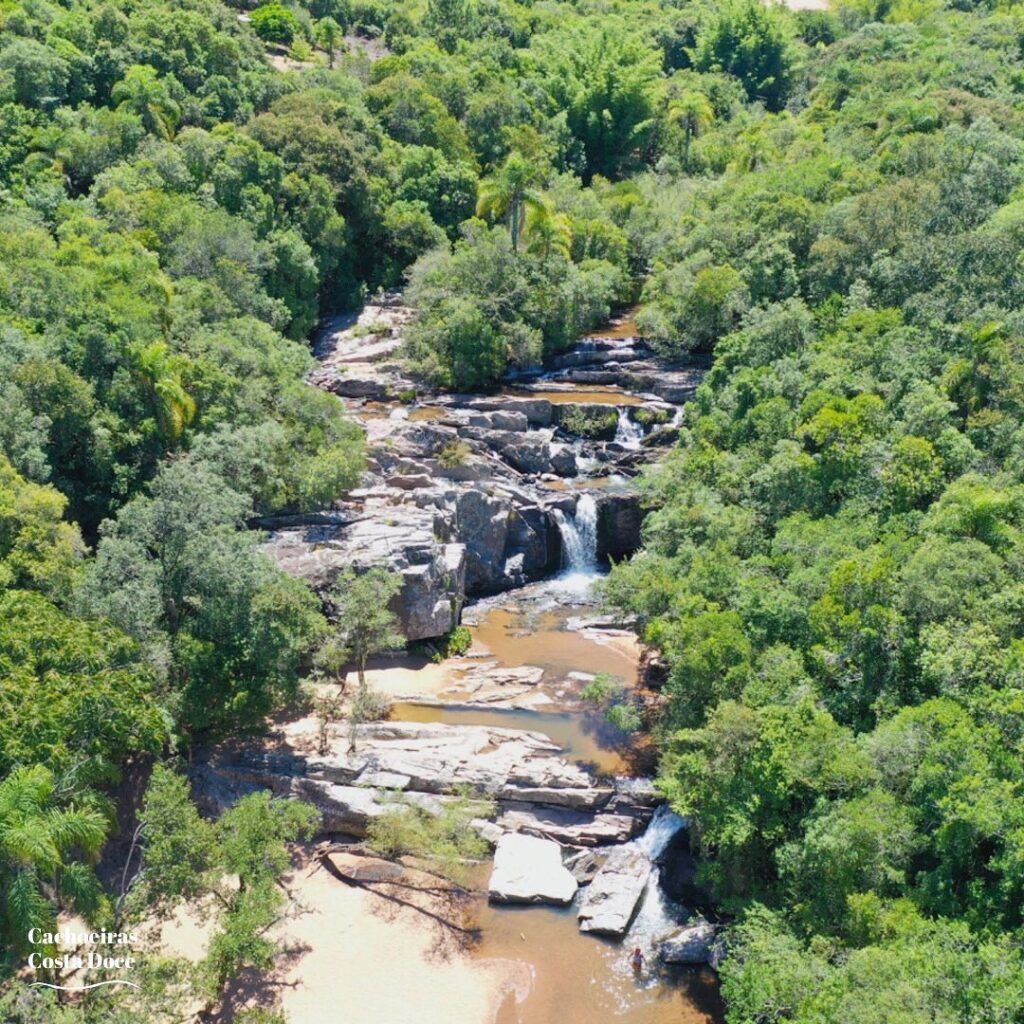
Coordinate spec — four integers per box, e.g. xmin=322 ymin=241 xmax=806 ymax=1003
xmin=488 ymin=833 xmax=578 ymax=906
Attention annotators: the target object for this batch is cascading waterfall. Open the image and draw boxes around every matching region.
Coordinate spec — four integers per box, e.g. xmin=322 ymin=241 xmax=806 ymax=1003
xmin=554 ymin=493 xmax=598 ymax=571
xmin=612 ymin=805 xmax=690 ymax=985
xmin=614 ymin=409 xmax=645 ymax=449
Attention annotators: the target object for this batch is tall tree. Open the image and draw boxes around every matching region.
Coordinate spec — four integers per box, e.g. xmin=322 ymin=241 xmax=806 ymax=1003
xmin=111 ymin=65 xmax=180 ymax=140
xmin=0 ymin=766 xmax=107 ymax=957
xmin=476 ymin=152 xmax=547 ymax=251
xmin=668 ymin=91 xmax=713 ymax=171
xmin=314 ymin=17 xmax=342 ymax=68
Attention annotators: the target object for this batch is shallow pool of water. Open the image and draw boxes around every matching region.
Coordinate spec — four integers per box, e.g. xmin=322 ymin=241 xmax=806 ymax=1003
xmin=504 ymin=386 xmax=646 ymax=407
xmin=472 ymin=898 xmax=724 ymax=1024
xmin=468 ymin=605 xmax=638 ymax=685
xmin=585 ymin=307 xmax=642 ymax=342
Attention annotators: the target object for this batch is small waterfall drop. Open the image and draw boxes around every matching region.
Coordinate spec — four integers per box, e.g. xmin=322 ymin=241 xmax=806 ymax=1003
xmin=554 ymin=493 xmax=598 ymax=572
xmin=634 ymin=804 xmax=687 ymax=860
xmin=614 ymin=409 xmax=644 ymax=450
xmin=613 ymin=805 xmax=690 ymax=982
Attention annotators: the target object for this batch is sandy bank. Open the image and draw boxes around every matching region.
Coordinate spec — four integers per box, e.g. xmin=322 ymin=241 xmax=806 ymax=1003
xmin=205 ymin=847 xmax=522 ymax=1024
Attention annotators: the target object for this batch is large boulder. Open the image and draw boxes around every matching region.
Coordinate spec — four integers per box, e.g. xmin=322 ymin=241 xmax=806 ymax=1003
xmin=467 ymin=397 xmax=553 ymax=427
xmin=657 ymin=920 xmax=720 ymax=965
xmin=500 ymin=439 xmax=553 ymax=475
xmin=488 ymin=833 xmax=578 ymax=906
xmin=577 ymin=846 xmax=651 ymax=936
xmin=456 ymin=489 xmax=511 ymax=591
xmin=261 ymin=511 xmax=465 ymax=642
xmin=496 ymin=803 xmax=644 ymax=846
xmin=595 ymin=493 xmax=644 ymax=561
xmin=659 ymin=827 xmax=714 ymax=909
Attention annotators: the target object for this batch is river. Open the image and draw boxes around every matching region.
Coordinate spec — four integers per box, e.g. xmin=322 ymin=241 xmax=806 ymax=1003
xmin=260 ymin=301 xmax=723 ymax=1023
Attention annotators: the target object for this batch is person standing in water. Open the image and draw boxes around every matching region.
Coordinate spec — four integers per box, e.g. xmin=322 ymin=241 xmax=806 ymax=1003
xmin=631 ymin=947 xmax=644 ymax=974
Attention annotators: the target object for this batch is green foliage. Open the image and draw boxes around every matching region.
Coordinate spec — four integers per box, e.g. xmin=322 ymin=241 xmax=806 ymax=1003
xmin=78 ymin=460 xmax=326 ymax=736
xmin=691 ymin=0 xmax=794 ymax=112
xmin=558 ymin=406 xmax=619 ymax=440
xmin=580 ymin=672 xmax=642 ymax=733
xmin=0 ymin=590 xmax=167 ymax=787
xmin=328 ymin=566 xmax=404 ymax=683
xmin=251 ymin=5 xmax=302 ymax=45
xmin=437 ymin=439 xmax=472 ymax=468
xmin=129 ymin=767 xmax=319 ymax=993
xmin=431 ymin=624 xmax=473 ymax=662
xmin=367 ymin=788 xmax=495 ymax=882
xmin=0 ymin=766 xmax=108 ymax=958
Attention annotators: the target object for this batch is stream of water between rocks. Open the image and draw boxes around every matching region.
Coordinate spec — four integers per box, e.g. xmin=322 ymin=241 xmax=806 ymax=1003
xmin=248 ymin=305 xmax=726 ymax=1022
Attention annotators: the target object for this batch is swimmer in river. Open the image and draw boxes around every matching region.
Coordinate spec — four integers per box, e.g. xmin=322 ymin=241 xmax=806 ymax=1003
xmin=631 ymin=947 xmax=644 ymax=974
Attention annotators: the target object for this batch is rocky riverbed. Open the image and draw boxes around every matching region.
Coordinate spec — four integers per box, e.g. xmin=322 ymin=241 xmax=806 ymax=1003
xmin=194 ymin=299 xmax=724 ymax=1023
xmin=259 ymin=295 xmax=704 ymax=640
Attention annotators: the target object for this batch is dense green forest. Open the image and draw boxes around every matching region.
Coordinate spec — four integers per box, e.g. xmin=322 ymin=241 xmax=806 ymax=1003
xmin=2 ymin=0 xmax=1024 ymax=1019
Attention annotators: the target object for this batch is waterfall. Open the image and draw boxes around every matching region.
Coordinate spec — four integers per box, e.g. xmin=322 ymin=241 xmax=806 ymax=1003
xmin=634 ymin=804 xmax=687 ymax=860
xmin=554 ymin=493 xmax=598 ymax=571
xmin=614 ymin=409 xmax=644 ymax=450
xmin=626 ymin=806 xmax=688 ymax=955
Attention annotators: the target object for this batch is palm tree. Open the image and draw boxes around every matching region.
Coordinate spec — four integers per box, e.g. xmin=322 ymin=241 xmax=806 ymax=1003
xmin=0 ymin=766 xmax=108 ymax=956
xmin=668 ymin=91 xmax=713 ymax=172
xmin=315 ymin=17 xmax=342 ymax=69
xmin=476 ymin=152 xmax=547 ymax=251
xmin=135 ymin=341 xmax=197 ymax=444
xmin=524 ymin=205 xmax=572 ymax=259
xmin=112 ymin=64 xmax=180 ymax=141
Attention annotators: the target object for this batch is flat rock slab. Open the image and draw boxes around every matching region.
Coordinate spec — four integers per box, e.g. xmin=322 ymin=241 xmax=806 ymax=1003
xmin=577 ymin=846 xmax=651 ymax=937
xmin=488 ymin=833 xmax=578 ymax=906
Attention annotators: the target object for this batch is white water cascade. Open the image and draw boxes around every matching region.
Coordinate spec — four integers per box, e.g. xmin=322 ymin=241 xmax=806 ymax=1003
xmin=613 ymin=805 xmax=691 ymax=985
xmin=554 ymin=493 xmax=598 ymax=572
xmin=614 ymin=409 xmax=644 ymax=449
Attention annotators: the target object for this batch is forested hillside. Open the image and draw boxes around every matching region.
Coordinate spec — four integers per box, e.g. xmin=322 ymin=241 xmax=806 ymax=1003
xmin=2 ymin=0 xmax=1024 ymax=1019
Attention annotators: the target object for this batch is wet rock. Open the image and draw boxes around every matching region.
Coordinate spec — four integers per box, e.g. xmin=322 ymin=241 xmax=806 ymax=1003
xmin=488 ymin=833 xmax=578 ymax=906
xmin=506 ymin=505 xmax=561 ymax=579
xmin=564 ymin=848 xmax=608 ymax=884
xmin=577 ymin=846 xmax=651 ymax=936
xmin=456 ymin=489 xmax=511 ymax=591
xmin=549 ymin=445 xmax=578 ymax=477
xmin=657 ymin=920 xmax=720 ymax=965
xmin=500 ymin=439 xmax=553 ymax=475
xmin=658 ymin=828 xmax=714 ymax=910
xmin=595 ymin=493 xmax=644 ymax=560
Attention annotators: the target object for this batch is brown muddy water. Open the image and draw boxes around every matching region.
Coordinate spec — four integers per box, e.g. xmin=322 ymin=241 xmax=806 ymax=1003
xmin=504 ymin=386 xmax=646 ymax=406
xmin=471 ymin=893 xmax=724 ymax=1024
xmin=469 ymin=605 xmax=639 ymax=684
xmin=389 ymin=579 xmax=723 ymax=1022
xmin=585 ymin=306 xmax=642 ymax=341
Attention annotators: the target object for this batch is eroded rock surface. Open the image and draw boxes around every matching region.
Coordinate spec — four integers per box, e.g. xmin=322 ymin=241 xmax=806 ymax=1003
xmin=192 ymin=720 xmax=654 ymax=843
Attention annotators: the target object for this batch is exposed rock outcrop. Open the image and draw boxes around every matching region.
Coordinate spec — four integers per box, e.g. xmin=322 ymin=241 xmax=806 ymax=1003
xmin=657 ymin=920 xmax=722 ymax=966
xmin=488 ymin=833 xmax=578 ymax=906
xmin=595 ymin=493 xmax=644 ymax=561
xmin=577 ymin=846 xmax=651 ymax=936
xmin=192 ymin=720 xmax=655 ymax=843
